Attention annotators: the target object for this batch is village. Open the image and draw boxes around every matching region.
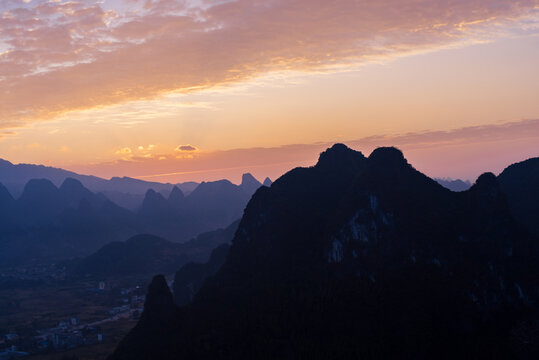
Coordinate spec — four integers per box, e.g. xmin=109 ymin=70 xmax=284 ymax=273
xmin=0 ymin=281 xmax=146 ymax=359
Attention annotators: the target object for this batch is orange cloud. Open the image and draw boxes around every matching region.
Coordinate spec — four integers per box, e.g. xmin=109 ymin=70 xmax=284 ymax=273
xmin=1 ymin=0 xmax=537 ymax=130
xmin=115 ymin=147 xmax=132 ymax=155
xmin=175 ymin=144 xmax=198 ymax=152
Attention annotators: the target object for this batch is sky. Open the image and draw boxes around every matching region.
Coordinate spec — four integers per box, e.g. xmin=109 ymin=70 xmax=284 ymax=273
xmin=0 ymin=0 xmax=538 ymax=184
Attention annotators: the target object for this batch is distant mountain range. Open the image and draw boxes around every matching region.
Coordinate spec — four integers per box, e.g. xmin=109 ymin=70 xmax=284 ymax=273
xmin=111 ymin=144 xmax=539 ymax=360
xmin=0 ymin=171 xmax=267 ymax=267
xmin=0 ymin=158 xmax=198 ymax=209
xmin=435 ymin=178 xmax=472 ymax=191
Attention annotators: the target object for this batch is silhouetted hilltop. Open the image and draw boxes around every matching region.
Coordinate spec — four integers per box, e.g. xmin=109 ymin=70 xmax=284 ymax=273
xmin=239 ymin=173 xmax=262 ymax=195
xmin=186 ymin=179 xmax=251 ymax=231
xmin=113 ymin=275 xmax=178 ymax=358
xmin=168 ymin=186 xmax=185 ymax=208
xmin=111 ymin=144 xmax=539 ymax=360
xmin=140 ymin=189 xmax=172 ymax=216
xmin=59 ymin=178 xmax=106 ymax=209
xmin=18 ymin=179 xmax=65 ymax=226
xmin=263 ymin=177 xmax=272 ymax=187
xmin=435 ymin=178 xmax=472 ymax=191
xmin=499 ymin=157 xmax=539 ymax=236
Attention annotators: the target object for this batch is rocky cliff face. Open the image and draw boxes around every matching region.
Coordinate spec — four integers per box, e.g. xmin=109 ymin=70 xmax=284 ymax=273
xmin=110 ymin=144 xmax=539 ymax=360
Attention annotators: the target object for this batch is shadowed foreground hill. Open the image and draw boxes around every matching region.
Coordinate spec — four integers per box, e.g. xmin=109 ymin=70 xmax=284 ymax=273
xmin=110 ymin=144 xmax=539 ymax=360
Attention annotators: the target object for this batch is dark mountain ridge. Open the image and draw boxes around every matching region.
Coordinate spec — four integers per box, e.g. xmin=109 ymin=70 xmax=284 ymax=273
xmin=111 ymin=144 xmax=539 ymax=360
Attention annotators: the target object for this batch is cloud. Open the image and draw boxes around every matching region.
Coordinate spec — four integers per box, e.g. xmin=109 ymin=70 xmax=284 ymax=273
xmin=346 ymin=118 xmax=539 ymax=150
xmin=1 ymin=0 xmax=537 ymax=129
xmin=115 ymin=147 xmax=132 ymax=155
xmin=175 ymin=144 xmax=198 ymax=152
xmin=0 ymin=130 xmax=17 ymax=139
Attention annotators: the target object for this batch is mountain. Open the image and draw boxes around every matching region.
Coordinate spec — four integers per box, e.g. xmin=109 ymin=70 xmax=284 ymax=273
xmin=239 ymin=173 xmax=262 ymax=195
xmin=0 ymin=178 xmax=140 ymax=266
xmin=70 ymin=221 xmax=239 ymax=278
xmin=0 ymin=158 xmax=198 ymax=209
xmin=185 ymin=179 xmax=252 ymax=235
xmin=263 ymin=177 xmax=272 ymax=187
xmin=0 ymin=159 xmax=91 ymax=198
xmin=0 ymin=169 xmax=250 ymax=266
xmin=140 ymin=189 xmax=173 ymax=217
xmin=173 ymin=244 xmax=230 ymax=306
xmin=168 ymin=186 xmax=185 ymax=209
xmin=0 ymin=183 xmax=17 ymax=235
xmin=498 ymin=157 xmax=539 ymax=236
xmin=17 ymin=179 xmax=66 ymax=226
xmin=435 ymin=178 xmax=471 ymax=191
xmin=0 ymin=182 xmax=14 ymax=205
xmin=176 ymin=220 xmax=239 ymax=263
xmin=59 ymin=178 xmax=106 ymax=209
xmin=111 ymin=144 xmax=539 ymax=360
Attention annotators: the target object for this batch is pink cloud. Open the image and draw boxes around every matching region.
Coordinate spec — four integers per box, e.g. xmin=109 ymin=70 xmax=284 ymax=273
xmin=0 ymin=0 xmax=537 ymax=129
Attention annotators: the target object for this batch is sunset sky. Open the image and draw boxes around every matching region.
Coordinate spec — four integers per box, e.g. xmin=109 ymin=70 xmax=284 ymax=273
xmin=1 ymin=0 xmax=538 ymax=184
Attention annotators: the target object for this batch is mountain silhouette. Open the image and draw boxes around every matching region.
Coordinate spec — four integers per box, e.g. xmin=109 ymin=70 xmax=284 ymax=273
xmin=168 ymin=186 xmax=185 ymax=209
xmin=0 ymin=169 xmax=253 ymax=266
xmin=110 ymin=144 xmax=539 ymax=360
xmin=263 ymin=177 xmax=272 ymax=187
xmin=498 ymin=157 xmax=539 ymax=236
xmin=173 ymin=243 xmax=230 ymax=306
xmin=435 ymin=178 xmax=471 ymax=191
xmin=113 ymin=275 xmax=179 ymax=358
xmin=0 ymin=158 xmax=198 ymax=209
xmin=239 ymin=173 xmax=262 ymax=195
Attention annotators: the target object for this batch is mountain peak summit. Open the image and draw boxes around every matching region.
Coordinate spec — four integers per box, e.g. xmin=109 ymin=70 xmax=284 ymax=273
xmin=60 ymin=177 xmax=85 ymax=191
xmin=263 ymin=177 xmax=272 ymax=187
xmin=368 ymin=146 xmax=407 ymax=167
xmin=139 ymin=275 xmax=177 ymax=327
xmin=316 ymin=143 xmax=365 ymax=171
xmin=241 ymin=173 xmax=259 ymax=185
xmin=20 ymin=179 xmax=58 ymax=201
xmin=240 ymin=173 xmax=262 ymax=196
xmin=168 ymin=186 xmax=185 ymax=203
